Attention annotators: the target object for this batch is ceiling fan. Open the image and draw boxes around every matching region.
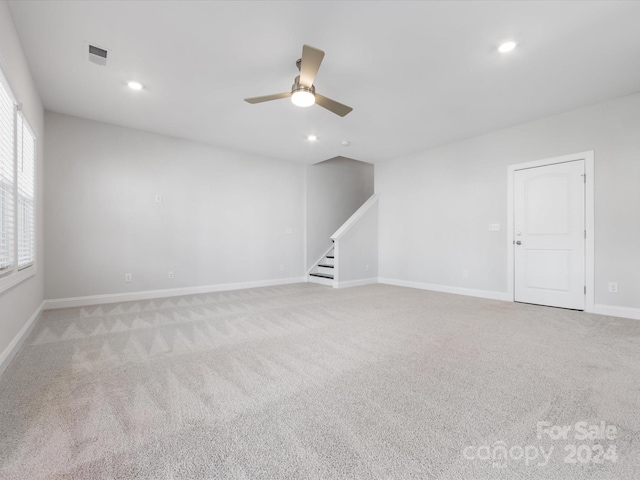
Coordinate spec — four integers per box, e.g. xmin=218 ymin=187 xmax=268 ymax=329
xmin=244 ymin=45 xmax=353 ymax=117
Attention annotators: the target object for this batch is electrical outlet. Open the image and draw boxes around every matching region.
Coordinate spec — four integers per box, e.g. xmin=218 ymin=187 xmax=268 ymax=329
xmin=280 ymin=264 xmax=285 ymax=272
xmin=124 ymin=273 xmax=132 ymax=283
xmin=168 ymin=271 xmax=174 ymax=279
xmin=608 ymin=282 xmax=618 ymax=293
xmin=489 ymin=223 xmax=501 ymax=231
xmin=365 ymin=264 xmax=370 ymax=272
xmin=155 ymin=195 xmax=162 ymax=203
xmin=462 ymin=270 xmax=469 ymax=278
xmin=285 ymin=227 xmax=292 ymax=234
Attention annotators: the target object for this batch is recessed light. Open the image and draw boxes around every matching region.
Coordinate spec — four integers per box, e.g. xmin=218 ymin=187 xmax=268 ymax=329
xmin=307 ymin=135 xmax=317 ymax=141
xmin=127 ymin=81 xmax=144 ymax=90
xmin=498 ymin=41 xmax=517 ymax=54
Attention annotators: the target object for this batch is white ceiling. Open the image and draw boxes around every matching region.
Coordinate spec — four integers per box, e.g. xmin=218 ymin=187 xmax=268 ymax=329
xmin=7 ymin=1 xmax=640 ymax=164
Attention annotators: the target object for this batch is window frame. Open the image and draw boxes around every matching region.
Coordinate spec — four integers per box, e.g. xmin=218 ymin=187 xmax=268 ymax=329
xmin=0 ymin=64 xmax=36 ymax=295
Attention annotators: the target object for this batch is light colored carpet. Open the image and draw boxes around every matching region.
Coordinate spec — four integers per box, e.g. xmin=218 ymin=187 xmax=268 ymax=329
xmin=0 ymin=283 xmax=638 ymax=479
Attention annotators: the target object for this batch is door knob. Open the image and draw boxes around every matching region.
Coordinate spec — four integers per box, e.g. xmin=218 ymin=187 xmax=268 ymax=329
xmin=516 ymin=241 xmax=522 ymax=245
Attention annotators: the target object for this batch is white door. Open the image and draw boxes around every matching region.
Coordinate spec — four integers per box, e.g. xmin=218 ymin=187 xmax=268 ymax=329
xmin=514 ymin=160 xmax=585 ymax=310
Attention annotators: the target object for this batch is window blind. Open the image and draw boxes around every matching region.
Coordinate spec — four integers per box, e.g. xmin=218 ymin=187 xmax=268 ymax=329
xmin=0 ymin=72 xmax=15 ymax=275
xmin=17 ymin=112 xmax=35 ymax=269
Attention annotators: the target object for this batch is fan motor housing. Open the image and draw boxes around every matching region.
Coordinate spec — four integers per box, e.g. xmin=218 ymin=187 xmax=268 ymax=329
xmin=291 ymin=75 xmax=315 ymax=95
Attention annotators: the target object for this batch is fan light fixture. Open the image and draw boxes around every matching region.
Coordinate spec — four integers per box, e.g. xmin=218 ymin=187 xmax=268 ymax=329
xmin=291 ymin=88 xmax=315 ymax=107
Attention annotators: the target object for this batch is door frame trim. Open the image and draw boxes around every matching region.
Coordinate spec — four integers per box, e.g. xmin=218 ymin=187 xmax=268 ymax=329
xmin=506 ymin=151 xmax=594 ymax=312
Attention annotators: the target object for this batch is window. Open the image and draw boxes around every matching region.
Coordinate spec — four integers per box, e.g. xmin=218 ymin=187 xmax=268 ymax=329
xmin=0 ymin=70 xmax=14 ymax=277
xmin=16 ymin=112 xmax=35 ymax=269
xmin=0 ymin=65 xmax=36 ymax=293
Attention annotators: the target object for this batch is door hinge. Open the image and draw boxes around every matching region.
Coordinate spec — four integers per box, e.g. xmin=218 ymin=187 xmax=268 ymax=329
xmin=581 ymin=174 xmax=586 ymax=183
xmin=584 ymin=230 xmax=586 ymax=239
xmin=584 ymin=286 xmax=587 ymax=294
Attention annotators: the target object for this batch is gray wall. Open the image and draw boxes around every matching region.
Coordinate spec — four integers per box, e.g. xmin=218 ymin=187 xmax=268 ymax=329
xmin=44 ymin=112 xmax=305 ymax=299
xmin=0 ymin=1 xmax=44 ymax=362
xmin=377 ymin=92 xmax=640 ymax=309
xmin=306 ymin=157 xmax=374 ymax=269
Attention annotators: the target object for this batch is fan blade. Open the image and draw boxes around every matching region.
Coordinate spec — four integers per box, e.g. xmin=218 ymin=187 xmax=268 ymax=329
xmin=244 ymin=92 xmax=291 ymax=104
xmin=315 ymin=94 xmax=353 ymax=117
xmin=299 ymin=45 xmax=325 ymax=88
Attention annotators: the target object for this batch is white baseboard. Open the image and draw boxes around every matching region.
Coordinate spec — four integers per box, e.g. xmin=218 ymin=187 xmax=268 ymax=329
xmin=378 ymin=277 xmax=511 ymax=302
xmin=334 ymin=277 xmax=378 ymax=289
xmin=378 ymin=279 xmax=640 ymax=320
xmin=593 ymin=304 xmax=640 ymax=321
xmin=44 ymin=276 xmax=307 ymax=310
xmin=0 ymin=300 xmax=44 ymax=376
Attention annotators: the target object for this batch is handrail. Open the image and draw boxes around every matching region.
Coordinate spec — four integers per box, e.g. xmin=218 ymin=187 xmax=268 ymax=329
xmin=330 ymin=194 xmax=378 ymax=240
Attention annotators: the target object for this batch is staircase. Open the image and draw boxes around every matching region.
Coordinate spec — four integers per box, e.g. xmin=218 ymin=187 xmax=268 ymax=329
xmin=307 ymin=194 xmax=378 ymax=288
xmin=308 ymin=247 xmax=335 ymax=286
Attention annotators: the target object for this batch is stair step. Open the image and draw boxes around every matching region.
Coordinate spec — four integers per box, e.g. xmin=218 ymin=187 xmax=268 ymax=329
xmin=310 ymin=272 xmax=334 ymax=279
xmin=309 ymin=274 xmax=333 ymax=286
xmin=318 ymin=264 xmax=334 ymax=268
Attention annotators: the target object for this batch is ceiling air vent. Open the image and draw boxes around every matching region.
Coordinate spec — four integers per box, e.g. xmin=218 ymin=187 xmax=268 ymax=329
xmin=88 ymin=44 xmax=108 ymax=66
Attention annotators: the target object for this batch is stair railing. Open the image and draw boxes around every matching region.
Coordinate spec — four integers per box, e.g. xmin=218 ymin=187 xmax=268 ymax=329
xmin=330 ymin=194 xmax=378 ymax=287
